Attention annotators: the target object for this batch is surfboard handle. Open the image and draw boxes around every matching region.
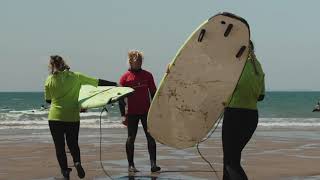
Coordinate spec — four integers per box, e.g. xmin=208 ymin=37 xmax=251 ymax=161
xmin=198 ymin=29 xmax=206 ymax=42
xmin=236 ymin=46 xmax=246 ymax=58
xmin=224 ymin=24 xmax=233 ymax=37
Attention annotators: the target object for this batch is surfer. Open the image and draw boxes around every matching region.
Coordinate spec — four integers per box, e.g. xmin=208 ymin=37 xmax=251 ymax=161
xmin=119 ymin=50 xmax=161 ymax=173
xmin=222 ymin=33 xmax=265 ymax=180
xmin=312 ymin=101 xmax=320 ymax=112
xmin=44 ymin=55 xmax=117 ymax=179
xmin=40 ymin=104 xmax=47 ymax=110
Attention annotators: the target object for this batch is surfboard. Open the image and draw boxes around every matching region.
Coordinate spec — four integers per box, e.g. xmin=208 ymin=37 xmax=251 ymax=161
xmin=79 ymin=85 xmax=134 ymax=109
xmin=148 ymin=13 xmax=250 ymax=149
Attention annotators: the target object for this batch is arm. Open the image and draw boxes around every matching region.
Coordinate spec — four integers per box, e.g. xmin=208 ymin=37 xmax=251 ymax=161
xmin=118 ymin=98 xmax=126 ymax=116
xmin=98 ymin=79 xmax=117 ymax=86
xmin=118 ymin=75 xmax=127 ymax=116
xmin=150 ymin=91 xmax=156 ymax=100
xmin=166 ymin=63 xmax=172 ymax=73
xmin=44 ymin=84 xmax=52 ymax=104
xmin=77 ymin=72 xmax=99 ymax=87
xmin=258 ymin=94 xmax=264 ymax=101
xmin=118 ymin=96 xmax=128 ymax=126
xmin=119 ymin=99 xmax=128 ymax=126
xmin=78 ymin=72 xmax=117 ymax=86
xmin=258 ymin=74 xmax=265 ymax=101
xmin=148 ymin=73 xmax=157 ymax=101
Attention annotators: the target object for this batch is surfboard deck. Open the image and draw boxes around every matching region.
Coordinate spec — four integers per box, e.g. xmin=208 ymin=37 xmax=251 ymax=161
xmin=148 ymin=13 xmax=250 ymax=149
xmin=79 ymin=85 xmax=134 ymax=109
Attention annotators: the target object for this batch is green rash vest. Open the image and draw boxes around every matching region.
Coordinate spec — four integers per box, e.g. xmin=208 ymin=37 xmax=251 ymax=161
xmin=45 ymin=71 xmax=98 ymax=122
xmin=227 ymin=56 xmax=265 ymax=110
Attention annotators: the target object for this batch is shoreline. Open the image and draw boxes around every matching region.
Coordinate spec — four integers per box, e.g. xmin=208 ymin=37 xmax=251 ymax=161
xmin=0 ymin=127 xmax=320 ymax=179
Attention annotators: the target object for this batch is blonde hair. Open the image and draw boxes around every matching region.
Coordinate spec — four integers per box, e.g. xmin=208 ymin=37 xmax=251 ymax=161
xmin=128 ymin=50 xmax=143 ymax=62
xmin=48 ymin=55 xmax=70 ymax=74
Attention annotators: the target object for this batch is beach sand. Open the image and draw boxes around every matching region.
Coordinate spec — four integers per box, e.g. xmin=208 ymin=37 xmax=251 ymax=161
xmin=0 ymin=127 xmax=320 ymax=180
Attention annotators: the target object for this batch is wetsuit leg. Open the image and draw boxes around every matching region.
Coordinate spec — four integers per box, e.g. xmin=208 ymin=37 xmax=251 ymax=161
xmin=65 ymin=122 xmax=81 ymax=163
xmin=126 ymin=115 xmax=140 ymax=166
xmin=222 ymin=108 xmax=258 ymax=180
xmin=49 ymin=121 xmax=68 ymax=171
xmin=140 ymin=114 xmax=157 ymax=162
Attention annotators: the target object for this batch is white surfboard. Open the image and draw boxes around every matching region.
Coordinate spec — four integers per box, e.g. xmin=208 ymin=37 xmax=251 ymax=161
xmin=148 ymin=13 xmax=250 ymax=149
xmin=79 ymin=85 xmax=134 ymax=109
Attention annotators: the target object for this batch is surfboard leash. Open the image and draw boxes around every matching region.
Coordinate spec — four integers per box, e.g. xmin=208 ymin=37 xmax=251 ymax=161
xmin=99 ymin=107 xmax=114 ymax=180
xmin=98 ymin=106 xmax=222 ymax=180
xmin=196 ymin=114 xmax=223 ymax=180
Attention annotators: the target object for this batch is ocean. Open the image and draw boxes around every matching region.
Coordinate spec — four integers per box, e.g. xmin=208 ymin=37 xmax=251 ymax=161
xmin=1 ymin=92 xmax=320 ymax=180
xmin=0 ymin=92 xmax=320 ymax=130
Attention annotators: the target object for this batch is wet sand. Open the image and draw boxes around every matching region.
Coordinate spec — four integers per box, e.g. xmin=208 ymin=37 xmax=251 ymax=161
xmin=0 ymin=127 xmax=320 ymax=180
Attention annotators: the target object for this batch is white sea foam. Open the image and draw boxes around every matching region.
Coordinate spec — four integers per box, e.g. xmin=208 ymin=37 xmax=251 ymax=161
xmin=1 ymin=110 xmax=320 ymax=129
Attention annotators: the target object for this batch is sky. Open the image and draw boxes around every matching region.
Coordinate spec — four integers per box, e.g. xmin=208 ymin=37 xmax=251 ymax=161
xmin=0 ymin=0 xmax=320 ymax=91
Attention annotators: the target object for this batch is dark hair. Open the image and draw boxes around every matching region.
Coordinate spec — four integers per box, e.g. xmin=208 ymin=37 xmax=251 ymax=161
xmin=214 ymin=12 xmax=251 ymax=37
xmin=249 ymin=40 xmax=259 ymax=75
xmin=249 ymin=40 xmax=254 ymax=52
xmin=49 ymin=55 xmax=70 ymax=74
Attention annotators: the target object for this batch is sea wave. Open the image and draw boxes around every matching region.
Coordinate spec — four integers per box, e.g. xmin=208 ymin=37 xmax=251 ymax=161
xmin=0 ymin=109 xmax=124 ymax=129
xmin=1 ymin=110 xmax=320 ymax=129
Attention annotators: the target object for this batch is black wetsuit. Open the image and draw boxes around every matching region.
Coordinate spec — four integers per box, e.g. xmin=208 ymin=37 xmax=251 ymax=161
xmin=47 ymin=79 xmax=116 ymax=171
xmin=118 ymin=69 xmax=158 ymax=167
xmin=222 ymin=94 xmax=264 ymax=180
xmin=49 ymin=121 xmax=81 ymax=170
xmin=126 ymin=114 xmax=157 ymax=166
xmin=222 ymin=107 xmax=258 ymax=180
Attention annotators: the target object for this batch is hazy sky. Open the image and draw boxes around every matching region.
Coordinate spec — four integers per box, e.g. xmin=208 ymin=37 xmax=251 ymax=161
xmin=1 ymin=0 xmax=320 ymax=91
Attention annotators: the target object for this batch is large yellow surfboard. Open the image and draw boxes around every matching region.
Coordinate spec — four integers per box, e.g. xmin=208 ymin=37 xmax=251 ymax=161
xmin=79 ymin=85 xmax=134 ymax=109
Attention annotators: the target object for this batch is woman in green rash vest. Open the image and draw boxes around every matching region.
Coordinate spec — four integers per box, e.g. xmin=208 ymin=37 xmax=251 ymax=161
xmin=44 ymin=55 xmax=117 ymax=179
xmin=222 ymin=39 xmax=265 ymax=180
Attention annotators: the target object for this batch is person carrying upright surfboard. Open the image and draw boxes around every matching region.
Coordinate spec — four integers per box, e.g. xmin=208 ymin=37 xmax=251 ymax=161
xmin=118 ymin=50 xmax=161 ymax=173
xmin=223 ymin=32 xmax=265 ymax=180
xmin=44 ymin=55 xmax=117 ymax=179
